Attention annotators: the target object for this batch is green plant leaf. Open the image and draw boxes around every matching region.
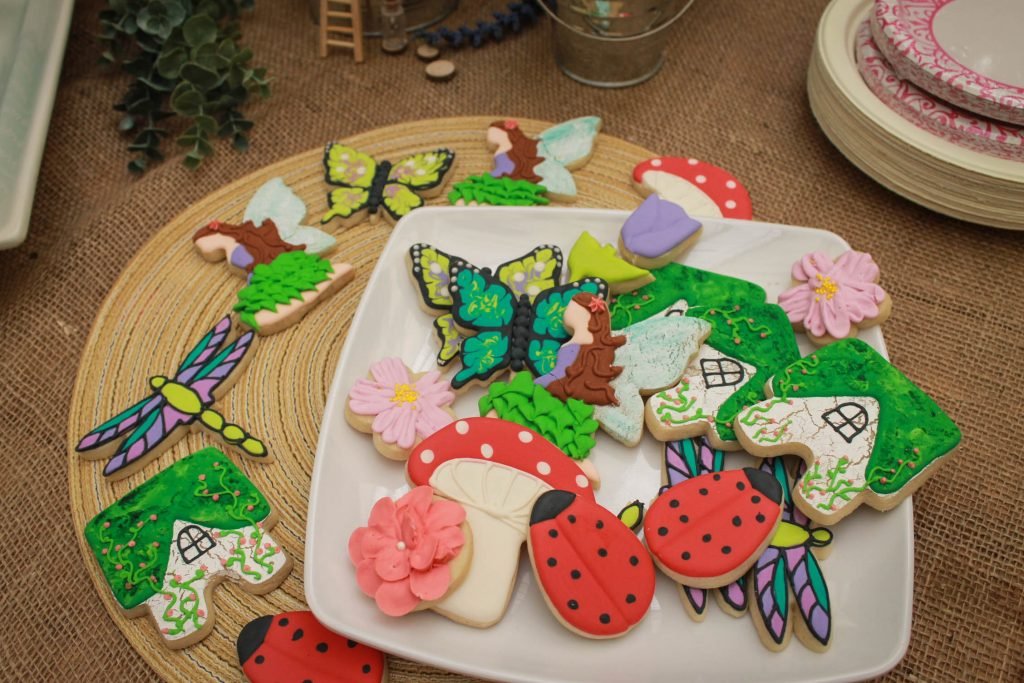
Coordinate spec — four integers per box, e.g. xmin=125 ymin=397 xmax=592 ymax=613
xmin=118 ymin=115 xmax=136 ymax=132
xmin=155 ymin=47 xmax=187 ymax=78
xmin=183 ymin=14 xmax=217 ymax=48
xmin=180 ymin=61 xmax=222 ymax=90
xmin=170 ymin=84 xmax=204 ymax=115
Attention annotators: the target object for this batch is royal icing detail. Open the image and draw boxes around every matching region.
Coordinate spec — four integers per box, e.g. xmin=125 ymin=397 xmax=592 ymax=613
xmin=778 ymin=251 xmax=888 ymax=342
xmin=348 ymin=486 xmax=467 ymax=617
xmin=346 ymin=357 xmax=456 ymax=459
xmin=448 ymin=174 xmax=550 ymax=206
xmin=619 ymin=194 xmax=702 ymax=259
xmin=83 ymin=448 xmax=290 ymax=646
xmin=321 ymin=145 xmax=457 ymax=225
xmin=567 ymin=231 xmax=653 ymax=294
xmin=632 ymin=157 xmax=753 ymax=220
xmin=644 ymin=468 xmax=782 ymax=587
xmin=75 ymin=316 xmax=266 ymax=479
xmin=237 ymin=611 xmax=386 ymax=683
xmin=528 ymin=490 xmax=656 ymax=638
xmin=735 ymin=339 xmax=962 ymax=523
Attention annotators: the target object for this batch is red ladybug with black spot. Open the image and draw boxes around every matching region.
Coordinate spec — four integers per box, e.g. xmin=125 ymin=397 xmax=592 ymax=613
xmin=528 ymin=490 xmax=656 ymax=639
xmin=644 ymin=467 xmax=783 ymax=589
xmin=237 ymin=610 xmax=387 ymax=682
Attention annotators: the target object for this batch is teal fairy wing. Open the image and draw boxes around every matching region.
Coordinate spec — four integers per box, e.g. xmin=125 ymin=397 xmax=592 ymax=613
xmin=380 ymin=149 xmax=457 ymax=222
xmin=245 ymin=178 xmax=336 ymax=254
xmin=495 ymin=245 xmax=563 ymax=302
xmin=433 ymin=314 xmax=462 ymax=367
xmin=524 ymin=279 xmax=607 ymax=376
xmin=448 ymin=261 xmax=516 ymax=388
xmin=534 ymin=117 xmax=601 ymax=198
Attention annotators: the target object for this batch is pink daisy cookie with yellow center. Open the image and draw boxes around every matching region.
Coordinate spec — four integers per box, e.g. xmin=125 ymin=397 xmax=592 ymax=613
xmin=777 ymin=251 xmax=892 ymax=346
xmin=345 ymin=357 xmax=457 ymax=460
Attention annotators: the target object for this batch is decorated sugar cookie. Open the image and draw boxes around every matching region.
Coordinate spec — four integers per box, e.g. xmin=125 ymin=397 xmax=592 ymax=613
xmin=528 ymin=490 xmax=656 ymax=639
xmin=345 ymin=357 xmax=457 ymax=460
xmin=83 ymin=448 xmax=291 ymax=648
xmin=778 ymin=250 xmax=892 ymax=346
xmin=645 ymin=303 xmax=801 ymax=449
xmin=609 ymin=262 xmax=766 ymax=329
xmin=76 ymin=315 xmax=267 ymax=480
xmin=447 ymin=257 xmax=607 ymax=390
xmin=618 ymin=194 xmax=703 ymax=270
xmin=661 ymin=438 xmax=748 ymax=621
xmin=321 ymin=144 xmax=457 ymax=226
xmin=632 ymin=156 xmax=753 ymax=220
xmin=237 ymin=611 xmax=388 ymax=683
xmin=535 ymin=293 xmax=711 ymax=446
xmin=749 ymin=457 xmax=834 ymax=653
xmin=407 ymin=243 xmax=564 ymax=368
xmin=644 ymin=467 xmax=783 ymax=589
xmin=407 ymin=417 xmax=594 ymax=627
xmin=448 ymin=174 xmax=550 ymax=206
xmin=348 ymin=486 xmax=471 ymax=617
xmin=567 ymin=231 xmax=654 ymax=294
xmin=735 ymin=338 xmax=962 ymax=525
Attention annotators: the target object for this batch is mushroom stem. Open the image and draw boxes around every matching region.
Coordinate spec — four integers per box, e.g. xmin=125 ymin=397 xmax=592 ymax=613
xmin=429 ymin=503 xmax=526 ymax=628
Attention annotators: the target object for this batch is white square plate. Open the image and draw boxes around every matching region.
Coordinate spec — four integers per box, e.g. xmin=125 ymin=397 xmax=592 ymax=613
xmin=306 ymin=207 xmax=911 ymax=683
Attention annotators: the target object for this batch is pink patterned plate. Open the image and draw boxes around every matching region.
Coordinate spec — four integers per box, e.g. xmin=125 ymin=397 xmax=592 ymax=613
xmin=871 ymin=0 xmax=1024 ymax=126
xmin=855 ymin=21 xmax=1024 ymax=162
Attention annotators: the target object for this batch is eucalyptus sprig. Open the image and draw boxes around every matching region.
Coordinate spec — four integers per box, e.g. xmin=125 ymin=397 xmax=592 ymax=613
xmin=98 ymin=0 xmax=270 ymax=173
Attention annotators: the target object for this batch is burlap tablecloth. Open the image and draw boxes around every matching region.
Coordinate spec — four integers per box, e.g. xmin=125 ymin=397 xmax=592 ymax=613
xmin=1 ymin=0 xmax=1021 ymax=680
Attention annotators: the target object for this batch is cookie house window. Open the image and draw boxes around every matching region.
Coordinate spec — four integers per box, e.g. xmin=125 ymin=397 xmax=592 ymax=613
xmin=822 ymin=403 xmax=869 ymax=443
xmin=700 ymin=358 xmax=745 ymax=388
xmin=176 ymin=525 xmax=216 ymax=564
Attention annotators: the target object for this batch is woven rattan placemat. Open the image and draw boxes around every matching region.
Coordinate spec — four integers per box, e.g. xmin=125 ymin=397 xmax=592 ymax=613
xmin=67 ymin=117 xmax=659 ymax=682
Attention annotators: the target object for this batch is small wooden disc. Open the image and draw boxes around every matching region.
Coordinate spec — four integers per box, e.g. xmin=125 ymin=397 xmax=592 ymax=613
xmin=426 ymin=59 xmax=456 ymax=82
xmin=416 ymin=43 xmax=440 ymax=61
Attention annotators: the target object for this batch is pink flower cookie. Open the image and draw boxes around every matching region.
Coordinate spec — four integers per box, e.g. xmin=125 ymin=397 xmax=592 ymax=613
xmin=345 ymin=357 xmax=457 ymax=460
xmin=777 ymin=251 xmax=892 ymax=346
xmin=348 ymin=486 xmax=472 ymax=617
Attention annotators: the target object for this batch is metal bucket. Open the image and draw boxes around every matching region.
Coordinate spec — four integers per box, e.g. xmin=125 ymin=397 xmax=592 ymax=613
xmin=540 ymin=0 xmax=694 ymax=88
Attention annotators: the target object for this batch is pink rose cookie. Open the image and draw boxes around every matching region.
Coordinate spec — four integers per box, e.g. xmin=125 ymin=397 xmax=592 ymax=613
xmin=348 ymin=486 xmax=471 ymax=617
xmin=618 ymin=195 xmax=703 ymax=270
xmin=407 ymin=417 xmax=594 ymax=627
xmin=632 ymin=157 xmax=753 ymax=220
xmin=777 ymin=251 xmax=892 ymax=346
xmin=345 ymin=357 xmax=457 ymax=460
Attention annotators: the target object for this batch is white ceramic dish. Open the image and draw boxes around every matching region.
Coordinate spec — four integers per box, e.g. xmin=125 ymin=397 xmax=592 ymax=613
xmin=0 ymin=0 xmax=74 ymax=249
xmin=870 ymin=0 xmax=1024 ymax=125
xmin=306 ymin=207 xmax=912 ymax=683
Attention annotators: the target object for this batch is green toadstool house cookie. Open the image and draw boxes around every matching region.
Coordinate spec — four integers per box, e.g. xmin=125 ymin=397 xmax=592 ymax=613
xmin=83 ymin=448 xmax=291 ymax=648
xmin=734 ymin=339 xmax=962 ymax=525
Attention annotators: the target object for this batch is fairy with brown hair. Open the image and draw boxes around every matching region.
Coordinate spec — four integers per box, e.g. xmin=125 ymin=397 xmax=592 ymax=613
xmin=535 ymin=292 xmax=626 ymax=406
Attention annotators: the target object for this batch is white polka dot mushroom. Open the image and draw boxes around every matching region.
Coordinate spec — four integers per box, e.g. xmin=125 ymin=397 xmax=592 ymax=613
xmin=406 ymin=417 xmax=594 ymax=628
xmin=632 ymin=156 xmax=753 ymax=220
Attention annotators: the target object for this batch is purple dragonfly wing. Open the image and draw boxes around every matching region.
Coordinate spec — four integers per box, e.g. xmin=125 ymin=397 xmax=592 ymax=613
xmin=664 ymin=437 xmax=718 ymax=488
xmin=788 ymin=460 xmax=810 ymax=526
xmin=186 ymin=330 xmax=255 ymax=402
xmin=102 ymin=405 xmax=193 ymax=476
xmin=718 ymin=575 xmax=748 ymax=614
xmin=76 ymin=394 xmax=163 ymax=452
xmin=174 ymin=316 xmax=232 ymax=384
xmin=752 ymin=546 xmax=789 ymax=646
xmin=683 ymin=586 xmax=708 ymax=617
xmin=784 ymin=546 xmax=832 ymax=648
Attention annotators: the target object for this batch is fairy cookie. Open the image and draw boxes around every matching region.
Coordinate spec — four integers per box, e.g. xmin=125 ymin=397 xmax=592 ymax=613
xmin=321 ymin=145 xmax=457 ymax=227
xmin=237 ymin=611 xmax=388 ymax=683
xmin=345 ymin=357 xmax=457 ymax=460
xmin=75 ymin=315 xmax=267 ymax=480
xmin=777 ymin=250 xmax=892 ymax=346
xmin=632 ymin=157 xmax=753 ymax=220
xmin=609 ymin=262 xmax=766 ymax=329
xmin=644 ymin=467 xmax=783 ymax=589
xmin=645 ymin=303 xmax=801 ymax=449
xmin=348 ymin=486 xmax=471 ymax=617
xmin=618 ymin=195 xmax=703 ymax=270
xmin=82 ymin=448 xmax=291 ymax=648
xmin=735 ymin=338 xmax=962 ymax=525
xmin=407 ymin=417 xmax=594 ymax=627
xmin=528 ymin=490 xmax=656 ymax=639
xmin=567 ymin=231 xmax=654 ymax=294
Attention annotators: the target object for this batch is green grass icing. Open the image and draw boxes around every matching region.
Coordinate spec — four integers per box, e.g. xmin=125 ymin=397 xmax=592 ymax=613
xmin=609 ymin=263 xmax=766 ymax=329
xmin=448 ymin=174 xmax=550 ymax=206
xmin=770 ymin=339 xmax=961 ymax=494
xmin=83 ymin=448 xmax=271 ymax=609
xmin=234 ymin=251 xmax=333 ymax=329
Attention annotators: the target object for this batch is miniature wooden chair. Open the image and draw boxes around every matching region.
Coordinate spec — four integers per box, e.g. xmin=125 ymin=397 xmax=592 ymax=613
xmin=319 ymin=0 xmax=365 ymax=63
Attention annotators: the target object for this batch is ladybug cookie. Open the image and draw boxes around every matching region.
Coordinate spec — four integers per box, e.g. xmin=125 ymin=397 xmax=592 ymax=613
xmin=644 ymin=468 xmax=783 ymax=589
xmin=528 ymin=490 xmax=656 ymax=639
xmin=237 ymin=611 xmax=387 ymax=683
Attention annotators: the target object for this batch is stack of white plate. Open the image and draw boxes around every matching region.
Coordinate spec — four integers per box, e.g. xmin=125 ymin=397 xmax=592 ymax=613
xmin=808 ymin=0 xmax=1024 ymax=230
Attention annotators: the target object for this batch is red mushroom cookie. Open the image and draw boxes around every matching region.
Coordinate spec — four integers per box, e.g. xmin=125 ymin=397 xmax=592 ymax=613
xmin=632 ymin=157 xmax=753 ymax=220
xmin=528 ymin=490 xmax=656 ymax=639
xmin=644 ymin=468 xmax=783 ymax=589
xmin=407 ymin=417 xmax=594 ymax=628
xmin=236 ymin=611 xmax=387 ymax=683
